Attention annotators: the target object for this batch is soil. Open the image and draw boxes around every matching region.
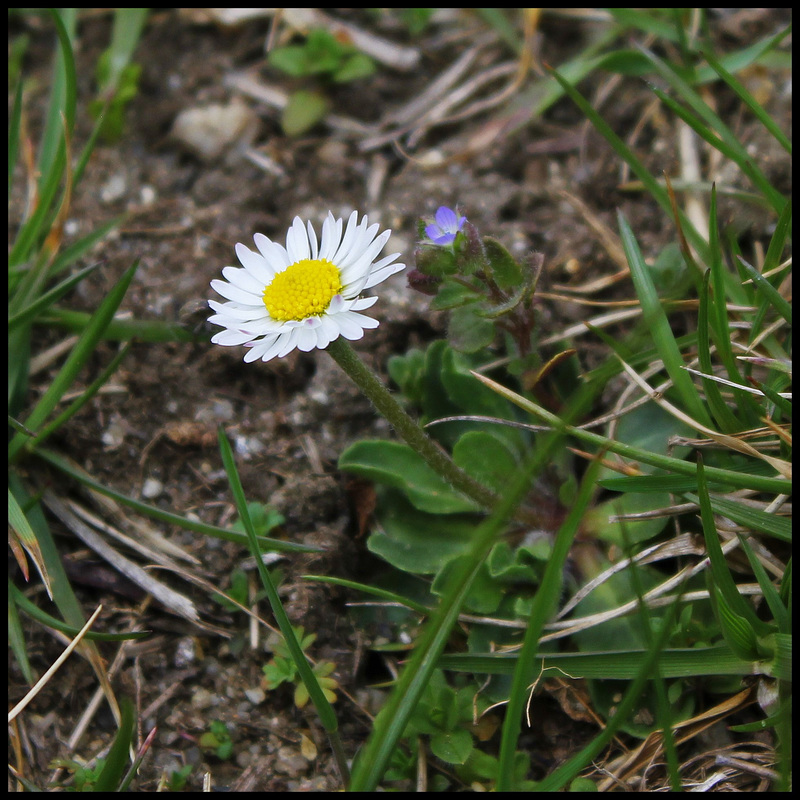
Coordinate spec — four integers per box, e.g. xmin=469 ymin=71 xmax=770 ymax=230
xmin=9 ymin=9 xmax=790 ymax=792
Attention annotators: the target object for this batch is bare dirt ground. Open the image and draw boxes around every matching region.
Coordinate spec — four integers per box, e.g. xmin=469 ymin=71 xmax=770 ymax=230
xmin=9 ymin=8 xmax=790 ymax=791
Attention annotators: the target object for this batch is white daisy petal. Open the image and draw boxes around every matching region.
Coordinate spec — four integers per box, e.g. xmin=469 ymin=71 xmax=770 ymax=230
xmin=285 ymin=216 xmax=311 ymax=262
xmin=208 ymin=300 xmax=263 ymax=320
xmin=253 ymin=233 xmax=291 ymax=270
xmin=211 ymin=329 xmax=256 ymax=346
xmin=235 ymin=244 xmax=274 ymax=283
xmin=319 ymin=213 xmax=341 ymax=260
xmin=361 ymin=258 xmax=406 ymax=290
xmin=209 ymin=211 xmax=405 ymax=362
xmin=210 ymin=278 xmax=261 ymax=305
xmin=348 ymin=295 xmax=379 ymax=311
xmin=222 ymin=266 xmax=267 ymax=295
xmin=306 ymin=219 xmax=319 ymax=260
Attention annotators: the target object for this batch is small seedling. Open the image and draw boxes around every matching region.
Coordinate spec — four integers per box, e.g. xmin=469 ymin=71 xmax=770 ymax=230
xmin=262 ymin=625 xmax=339 ymax=709
xmin=199 ymin=720 xmax=234 ymax=761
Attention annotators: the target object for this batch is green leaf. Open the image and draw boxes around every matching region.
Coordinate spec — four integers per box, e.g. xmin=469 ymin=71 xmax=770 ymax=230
xmin=452 ymin=430 xmax=518 ymax=494
xmin=430 ymin=728 xmax=474 ymax=765
xmin=483 ymin=236 xmax=523 ymax=289
xmin=339 ymin=440 xmax=479 ymax=514
xmin=415 ymin=244 xmax=459 ymax=278
xmin=431 ymin=278 xmax=478 ymax=310
xmin=447 ymin=302 xmax=495 ymax=353
xmin=93 ymin=697 xmax=135 ymax=791
xmin=268 ymin=44 xmax=311 ymax=76
xmin=281 ymin=89 xmax=330 ymax=137
xmin=432 ymin=554 xmax=503 ymax=614
xmin=334 ymin=52 xmax=375 ymax=82
xmin=368 ymin=492 xmax=478 ymax=575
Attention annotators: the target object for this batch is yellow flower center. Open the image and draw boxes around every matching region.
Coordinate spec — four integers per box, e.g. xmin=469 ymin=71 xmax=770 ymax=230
xmin=262 ymin=259 xmax=342 ymax=321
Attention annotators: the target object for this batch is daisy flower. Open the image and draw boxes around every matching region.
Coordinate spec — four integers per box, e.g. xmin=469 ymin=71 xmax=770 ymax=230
xmin=425 ymin=206 xmax=466 ymax=246
xmin=209 ymin=211 xmax=405 ymax=362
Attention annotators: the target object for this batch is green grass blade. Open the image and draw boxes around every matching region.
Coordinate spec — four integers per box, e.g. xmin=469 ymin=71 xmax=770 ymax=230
xmin=703 ymin=49 xmax=791 ymax=154
xmin=8 ymin=80 xmax=23 ymax=200
xmin=34 ymin=448 xmax=315 ymax=553
xmin=38 ymin=307 xmax=200 ymax=343
xmin=472 ymin=373 xmax=791 ymax=495
xmin=93 ymin=696 xmax=135 ymax=792
xmin=438 ymin=645 xmax=760 ymax=678
xmin=548 ymin=66 xmax=709 ymax=264
xmin=216 ymin=428 xmax=347 ymax=781
xmin=697 ymin=270 xmax=744 ymax=433
xmin=9 ymin=260 xmax=140 ymax=462
xmin=8 ymin=262 xmax=101 ymax=332
xmin=37 ymin=9 xmax=77 ymax=189
xmin=99 ymin=8 xmax=149 ymax=93
xmin=8 ymin=580 xmax=35 ymax=684
xmin=496 ymin=454 xmax=603 ymax=789
xmin=684 ymin=493 xmax=792 ymax=543
xmin=736 ymin=534 xmax=790 ymax=634
xmin=24 ymin=343 xmax=131 ymax=453
xmin=737 ymin=256 xmax=792 ymax=325
xmin=696 ymin=455 xmax=771 ymax=640
xmin=606 ymin=8 xmax=685 ymax=43
xmin=761 ymin=198 xmax=792 ymax=276
xmin=618 ymin=211 xmax=713 ymax=428
xmin=303 ymin=574 xmax=432 ymax=616
xmin=9 ymin=582 xmax=150 ymax=642
xmin=639 ymin=44 xmax=787 ymax=214
xmin=47 ymin=216 xmax=124 ymax=277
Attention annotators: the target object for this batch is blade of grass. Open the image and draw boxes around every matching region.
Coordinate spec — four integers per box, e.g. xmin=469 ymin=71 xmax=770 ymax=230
xmin=8 ymin=260 xmax=139 ymax=463
xmin=8 ymin=487 xmax=52 ymax=598
xmin=618 ymin=210 xmax=713 ymax=428
xmin=703 ymin=49 xmax=791 ymax=155
xmin=34 ymin=447 xmax=315 ymax=553
xmin=36 ymin=9 xmax=77 ymax=190
xmin=695 ymin=454 xmax=772 ymax=640
xmin=8 ymin=262 xmax=102 ymax=332
xmin=38 ymin=307 xmax=201 ymax=343
xmin=471 ymin=372 xmax=791 ymax=495
xmin=438 ymin=644 xmax=759 ymax=678
xmin=534 ymin=583 xmax=686 ymax=790
xmin=697 ymin=270 xmax=745 ymax=433
xmin=639 ymin=44 xmax=787 ymax=215
xmin=548 ymin=65 xmax=709 ymax=265
xmin=737 ymin=256 xmax=792 ymax=325
xmin=92 ymin=696 xmax=135 ymax=792
xmin=9 ymin=582 xmax=150 ymax=641
xmin=8 ymin=581 xmax=34 ymax=684
xmin=496 ymin=453 xmax=603 ymax=789
xmin=736 ymin=534 xmax=790 ymax=634
xmin=303 ymin=574 xmax=432 ymax=616
xmin=216 ymin=428 xmax=349 ymax=785
xmin=8 ymin=80 xmax=23 ymax=200
xmin=22 ymin=343 xmax=131 ymax=454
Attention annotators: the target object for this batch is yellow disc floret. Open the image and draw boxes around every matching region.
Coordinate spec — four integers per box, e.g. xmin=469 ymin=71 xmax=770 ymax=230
xmin=263 ymin=259 xmax=343 ymax=321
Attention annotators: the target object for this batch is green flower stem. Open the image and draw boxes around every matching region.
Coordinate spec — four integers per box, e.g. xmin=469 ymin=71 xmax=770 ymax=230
xmin=327 ymin=337 xmax=519 ymax=519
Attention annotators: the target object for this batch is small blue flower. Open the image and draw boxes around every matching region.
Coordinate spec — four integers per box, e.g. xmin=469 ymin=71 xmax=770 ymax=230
xmin=425 ymin=206 xmax=466 ymax=246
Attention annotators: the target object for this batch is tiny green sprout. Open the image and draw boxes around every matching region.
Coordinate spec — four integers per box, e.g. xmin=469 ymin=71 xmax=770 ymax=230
xmin=261 ymin=625 xmax=339 ymax=709
xmin=163 ymin=764 xmax=193 ymax=792
xmin=231 ymin=501 xmax=285 ymax=537
xmin=199 ymin=720 xmax=234 ymax=761
xmin=267 ymin=27 xmax=376 ymax=135
xmin=48 ymin=757 xmax=106 ymax=792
